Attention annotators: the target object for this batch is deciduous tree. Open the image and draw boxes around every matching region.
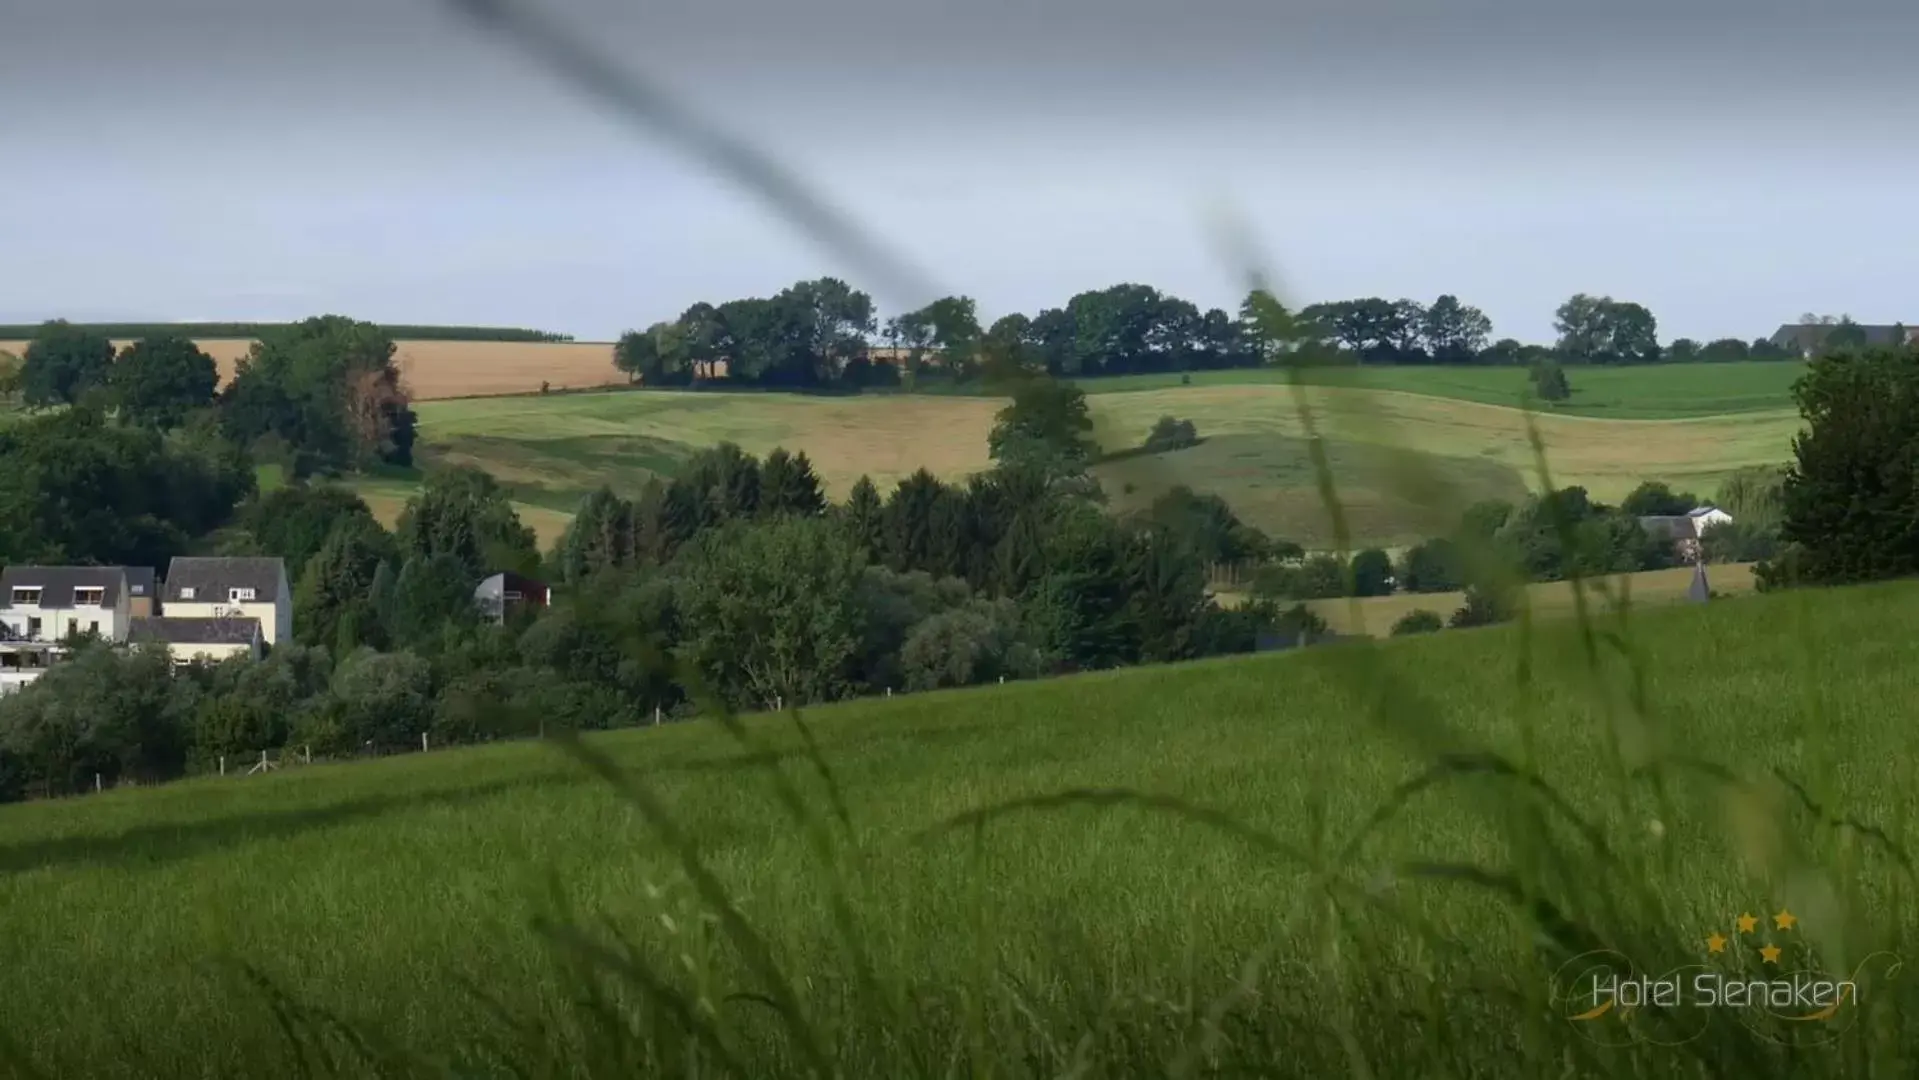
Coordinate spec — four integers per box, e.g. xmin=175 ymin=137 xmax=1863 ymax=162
xmin=110 ymin=334 xmax=219 ymax=428
xmin=20 ymin=320 xmax=114 ymax=406
xmin=1552 ymin=293 xmax=1660 ymax=365
xmin=672 ymin=516 xmax=870 ymax=709
xmin=396 ymin=466 xmax=539 ymax=581
xmin=1761 ymin=346 xmax=1919 ymax=587
xmin=1421 ymin=295 xmax=1493 ymax=362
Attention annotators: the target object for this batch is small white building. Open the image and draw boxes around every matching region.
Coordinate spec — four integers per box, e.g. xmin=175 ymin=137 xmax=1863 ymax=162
xmin=1638 ymin=506 xmax=1734 ymax=562
xmin=160 ymin=557 xmax=292 ymax=646
xmin=127 ymin=616 xmax=264 ymax=667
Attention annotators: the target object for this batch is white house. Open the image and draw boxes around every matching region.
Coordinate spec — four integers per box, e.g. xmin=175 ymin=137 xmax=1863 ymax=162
xmin=160 ymin=557 xmax=292 ymax=645
xmin=127 ymin=616 xmax=264 ymax=667
xmin=1637 ymin=506 xmax=1734 ymax=562
xmin=0 ymin=566 xmax=140 ymax=643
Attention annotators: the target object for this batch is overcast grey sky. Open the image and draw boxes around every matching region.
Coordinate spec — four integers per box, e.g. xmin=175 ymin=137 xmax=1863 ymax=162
xmin=4 ymin=0 xmax=1916 ymax=342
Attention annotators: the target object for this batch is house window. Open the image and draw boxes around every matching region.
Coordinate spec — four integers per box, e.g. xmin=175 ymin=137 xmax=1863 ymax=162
xmin=73 ymin=587 xmax=104 ymax=606
xmin=229 ymin=587 xmax=257 ymax=602
xmin=88 ymin=621 xmax=99 ymax=635
xmin=179 ymin=587 xmax=196 ymax=600
xmin=11 ymin=588 xmax=40 ymax=606
xmin=26 ymin=617 xmax=41 ymax=639
xmin=504 ymin=591 xmax=524 ymax=601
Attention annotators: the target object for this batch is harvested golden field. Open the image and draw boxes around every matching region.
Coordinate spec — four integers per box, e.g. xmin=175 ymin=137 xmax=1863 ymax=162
xmin=386 ymin=341 xmax=624 ymax=399
xmin=0 ymin=339 xmax=627 ymax=401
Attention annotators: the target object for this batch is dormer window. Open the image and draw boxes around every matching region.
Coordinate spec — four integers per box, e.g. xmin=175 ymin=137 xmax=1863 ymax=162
xmin=229 ymin=587 xmax=257 ymax=602
xmin=10 ymin=588 xmax=41 ymax=606
xmin=73 ymin=587 xmax=104 ymax=606
xmin=179 ymin=587 xmax=196 ymax=600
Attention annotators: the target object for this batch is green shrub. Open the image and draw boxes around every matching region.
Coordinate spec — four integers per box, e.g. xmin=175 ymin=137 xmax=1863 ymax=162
xmin=1390 ymin=609 xmax=1444 ymax=635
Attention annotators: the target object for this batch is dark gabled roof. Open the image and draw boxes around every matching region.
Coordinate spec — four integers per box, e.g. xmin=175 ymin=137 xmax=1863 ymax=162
xmin=0 ymin=566 xmax=130 ymax=609
xmin=127 ymin=616 xmax=262 ymax=646
xmin=476 ymin=571 xmax=548 ymax=591
xmin=162 ymin=557 xmax=286 ymax=603
xmin=1637 ymin=515 xmax=1696 ymax=538
xmin=1768 ymin=323 xmax=1917 ymax=349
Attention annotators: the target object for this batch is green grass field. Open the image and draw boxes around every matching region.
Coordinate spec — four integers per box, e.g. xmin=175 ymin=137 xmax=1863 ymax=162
xmin=2 ymin=579 xmax=1915 ymax=1077
xmin=1073 ymin=361 xmax=1808 ymax=419
xmin=381 ymin=379 xmax=1803 ymax=550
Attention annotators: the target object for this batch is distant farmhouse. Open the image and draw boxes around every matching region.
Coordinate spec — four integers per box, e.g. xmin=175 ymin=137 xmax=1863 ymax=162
xmin=1768 ymin=322 xmax=1919 ymax=357
xmin=0 ymin=557 xmax=291 ymax=694
xmin=1638 ymin=506 xmax=1733 ymax=563
xmin=160 ymin=557 xmax=292 ymax=647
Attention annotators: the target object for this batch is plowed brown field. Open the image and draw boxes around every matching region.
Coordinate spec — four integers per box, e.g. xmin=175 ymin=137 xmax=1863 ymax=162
xmin=0 ymin=339 xmax=627 ymax=401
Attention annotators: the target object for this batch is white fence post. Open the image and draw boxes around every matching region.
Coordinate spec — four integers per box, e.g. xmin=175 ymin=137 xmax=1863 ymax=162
xmin=219 ymin=755 xmax=226 ymax=777
xmin=885 ymin=687 xmax=893 ymax=699
xmin=421 ymin=732 xmax=429 ymax=753
xmin=653 ymin=705 xmax=661 ymax=726
xmin=94 ymin=773 xmax=102 ymax=793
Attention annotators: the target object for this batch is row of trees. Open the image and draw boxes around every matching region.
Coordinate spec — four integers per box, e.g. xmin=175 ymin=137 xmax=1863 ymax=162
xmin=0 ymin=373 xmax=1335 ymax=799
xmin=0 ymin=322 xmax=569 ymax=341
xmin=4 ymin=317 xmax=418 ymax=479
xmin=611 ymin=281 xmax=1813 ymax=392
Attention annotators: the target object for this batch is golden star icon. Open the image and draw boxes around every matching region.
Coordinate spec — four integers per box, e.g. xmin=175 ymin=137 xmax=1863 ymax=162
xmin=1760 ymin=944 xmax=1782 ymax=964
xmin=1736 ymin=913 xmax=1759 ymax=934
xmin=1774 ymin=909 xmax=1798 ymax=931
xmin=1706 ymin=932 xmax=1729 ymax=954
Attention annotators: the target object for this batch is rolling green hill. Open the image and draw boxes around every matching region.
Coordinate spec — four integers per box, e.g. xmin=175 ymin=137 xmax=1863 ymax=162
xmin=1 ymin=579 xmax=1914 ymax=1077
xmin=376 ymin=380 xmax=1803 ymax=549
xmin=1074 ymin=360 xmax=1808 ymax=418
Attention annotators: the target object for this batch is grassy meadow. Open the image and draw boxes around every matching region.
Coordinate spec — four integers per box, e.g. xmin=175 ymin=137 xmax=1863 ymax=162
xmin=386 ymin=382 xmax=1802 ymax=549
xmin=2 ymin=578 xmax=1916 ymax=1077
xmin=1075 ymin=360 xmax=1806 ymax=418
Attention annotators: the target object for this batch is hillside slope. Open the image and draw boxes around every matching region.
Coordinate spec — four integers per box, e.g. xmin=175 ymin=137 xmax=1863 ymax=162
xmin=1 ymin=579 xmax=1913 ymax=1076
xmin=387 ymin=384 xmax=1801 ymax=548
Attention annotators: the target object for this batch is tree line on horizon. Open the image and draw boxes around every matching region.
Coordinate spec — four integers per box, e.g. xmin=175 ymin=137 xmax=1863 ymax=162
xmin=0 ymin=322 xmax=570 ymax=343
xmin=610 ymin=279 xmax=1822 ymax=392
